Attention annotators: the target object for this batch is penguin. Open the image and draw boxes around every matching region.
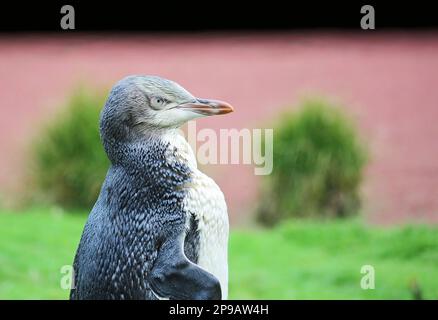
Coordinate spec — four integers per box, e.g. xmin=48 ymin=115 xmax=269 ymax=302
xmin=70 ymin=75 xmax=233 ymax=300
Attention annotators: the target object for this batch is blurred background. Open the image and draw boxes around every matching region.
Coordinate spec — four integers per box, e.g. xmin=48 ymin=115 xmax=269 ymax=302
xmin=0 ymin=32 xmax=437 ymax=299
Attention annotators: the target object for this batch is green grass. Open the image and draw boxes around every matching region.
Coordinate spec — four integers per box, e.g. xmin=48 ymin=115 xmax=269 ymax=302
xmin=230 ymin=220 xmax=438 ymax=299
xmin=1 ymin=208 xmax=437 ymax=299
xmin=0 ymin=208 xmax=86 ymax=299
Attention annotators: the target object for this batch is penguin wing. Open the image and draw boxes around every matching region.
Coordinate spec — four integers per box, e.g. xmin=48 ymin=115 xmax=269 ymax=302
xmin=149 ymin=236 xmax=222 ymax=300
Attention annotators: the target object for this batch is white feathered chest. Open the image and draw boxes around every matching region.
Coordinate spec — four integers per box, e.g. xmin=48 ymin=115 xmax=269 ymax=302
xmin=163 ymin=131 xmax=229 ymax=299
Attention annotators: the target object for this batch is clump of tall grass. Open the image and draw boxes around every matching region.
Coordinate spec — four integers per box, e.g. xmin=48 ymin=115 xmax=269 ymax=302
xmin=31 ymin=86 xmax=109 ymax=209
xmin=257 ymin=99 xmax=368 ymax=226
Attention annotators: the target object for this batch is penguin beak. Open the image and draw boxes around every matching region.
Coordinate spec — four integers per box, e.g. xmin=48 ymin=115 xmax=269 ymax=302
xmin=176 ymin=98 xmax=234 ymax=116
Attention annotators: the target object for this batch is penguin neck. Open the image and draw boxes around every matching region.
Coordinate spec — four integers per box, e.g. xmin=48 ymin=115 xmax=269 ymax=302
xmin=105 ymin=128 xmax=197 ymax=174
xmin=160 ymin=129 xmax=198 ymax=172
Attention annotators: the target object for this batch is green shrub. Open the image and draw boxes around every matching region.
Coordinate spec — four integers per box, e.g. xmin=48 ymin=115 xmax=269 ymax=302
xmin=257 ymin=99 xmax=368 ymax=226
xmin=31 ymin=86 xmax=109 ymax=209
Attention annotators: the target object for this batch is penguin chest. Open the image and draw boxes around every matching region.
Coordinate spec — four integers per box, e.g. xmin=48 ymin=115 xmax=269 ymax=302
xmin=183 ymin=170 xmax=229 ymax=299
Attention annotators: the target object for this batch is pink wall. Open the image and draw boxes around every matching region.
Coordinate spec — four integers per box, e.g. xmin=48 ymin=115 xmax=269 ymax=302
xmin=1 ymin=32 xmax=437 ymax=225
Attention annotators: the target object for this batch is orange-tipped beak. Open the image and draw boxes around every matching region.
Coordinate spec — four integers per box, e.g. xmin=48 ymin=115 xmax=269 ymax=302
xmin=176 ymin=98 xmax=234 ymax=116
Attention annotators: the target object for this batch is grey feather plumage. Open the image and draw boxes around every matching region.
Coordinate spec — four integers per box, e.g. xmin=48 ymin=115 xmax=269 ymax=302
xmin=70 ymin=76 xmax=225 ymax=300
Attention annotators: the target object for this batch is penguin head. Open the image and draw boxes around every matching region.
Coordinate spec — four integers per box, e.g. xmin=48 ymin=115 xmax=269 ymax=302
xmin=100 ymin=75 xmax=233 ymax=144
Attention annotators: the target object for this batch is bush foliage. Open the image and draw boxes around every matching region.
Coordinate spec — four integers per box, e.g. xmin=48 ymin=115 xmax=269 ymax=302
xmin=31 ymin=86 xmax=109 ymax=209
xmin=257 ymin=99 xmax=368 ymax=225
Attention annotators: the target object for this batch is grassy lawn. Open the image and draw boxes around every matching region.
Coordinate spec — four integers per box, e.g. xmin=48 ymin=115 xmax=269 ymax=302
xmin=0 ymin=208 xmax=437 ymax=299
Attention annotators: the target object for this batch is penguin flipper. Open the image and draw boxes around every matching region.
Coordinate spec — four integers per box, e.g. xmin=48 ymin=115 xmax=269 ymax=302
xmin=149 ymin=237 xmax=222 ymax=300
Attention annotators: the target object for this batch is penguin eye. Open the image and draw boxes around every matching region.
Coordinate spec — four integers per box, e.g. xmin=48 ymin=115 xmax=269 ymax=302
xmin=150 ymin=96 xmax=167 ymax=110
